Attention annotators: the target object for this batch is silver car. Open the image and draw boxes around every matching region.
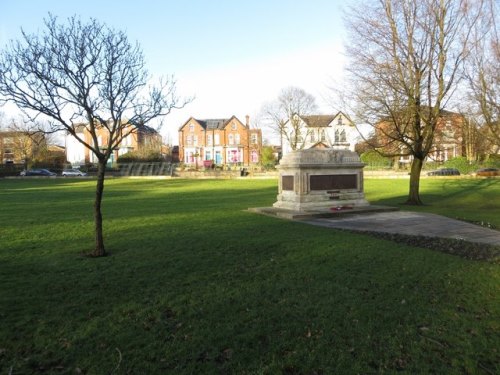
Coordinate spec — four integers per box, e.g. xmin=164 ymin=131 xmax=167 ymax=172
xmin=62 ymin=169 xmax=87 ymax=177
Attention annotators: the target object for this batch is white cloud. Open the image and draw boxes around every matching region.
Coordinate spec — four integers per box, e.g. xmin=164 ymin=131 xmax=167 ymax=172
xmin=164 ymin=40 xmax=346 ymax=144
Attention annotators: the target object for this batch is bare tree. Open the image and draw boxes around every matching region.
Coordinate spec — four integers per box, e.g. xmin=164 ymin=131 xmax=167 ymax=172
xmin=0 ymin=111 xmax=6 ymax=130
xmin=6 ymin=117 xmax=52 ymax=167
xmin=0 ymin=14 xmax=190 ymax=256
xmin=344 ymin=0 xmax=482 ymax=205
xmin=465 ymin=0 xmax=499 ymax=155
xmin=261 ymin=86 xmax=318 ymax=151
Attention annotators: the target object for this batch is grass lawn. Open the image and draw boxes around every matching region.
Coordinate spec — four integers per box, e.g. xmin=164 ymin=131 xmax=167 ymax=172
xmin=0 ymin=177 xmax=499 ymax=374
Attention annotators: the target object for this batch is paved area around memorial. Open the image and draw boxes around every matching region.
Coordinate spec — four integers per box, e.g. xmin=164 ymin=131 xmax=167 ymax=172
xmin=304 ymin=211 xmax=500 ymax=246
xmin=250 ymin=207 xmax=500 ymax=246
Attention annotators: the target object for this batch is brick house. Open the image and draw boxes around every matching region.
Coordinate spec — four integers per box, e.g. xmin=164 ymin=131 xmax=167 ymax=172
xmin=0 ymin=130 xmax=46 ymax=164
xmin=178 ymin=115 xmax=262 ymax=167
xmin=375 ymin=109 xmax=465 ymax=166
xmin=281 ymin=112 xmax=358 ymax=156
xmin=65 ymin=123 xmax=162 ymax=166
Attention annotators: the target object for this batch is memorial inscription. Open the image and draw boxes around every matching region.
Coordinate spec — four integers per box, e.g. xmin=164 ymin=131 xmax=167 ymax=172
xmin=282 ymin=175 xmax=294 ymax=191
xmin=310 ymin=174 xmax=357 ymax=190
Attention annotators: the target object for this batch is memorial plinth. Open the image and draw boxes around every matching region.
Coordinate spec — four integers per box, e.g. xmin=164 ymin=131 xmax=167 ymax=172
xmin=273 ymin=148 xmax=369 ymax=211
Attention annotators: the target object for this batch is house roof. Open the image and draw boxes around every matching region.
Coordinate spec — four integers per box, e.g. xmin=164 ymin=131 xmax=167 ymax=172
xmin=300 ymin=115 xmax=336 ymax=128
xmin=287 ymin=112 xmax=353 ymax=128
xmin=198 ymin=119 xmax=229 ymax=130
xmin=179 ymin=115 xmax=246 ymax=131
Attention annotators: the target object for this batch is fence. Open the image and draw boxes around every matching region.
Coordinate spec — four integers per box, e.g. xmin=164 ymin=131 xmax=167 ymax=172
xmin=116 ymin=162 xmax=178 ymax=176
xmin=0 ymin=163 xmax=25 ymax=177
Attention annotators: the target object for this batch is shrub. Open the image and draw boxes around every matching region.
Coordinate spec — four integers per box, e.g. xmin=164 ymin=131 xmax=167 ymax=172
xmin=117 ymin=150 xmax=164 ymax=163
xmin=482 ymin=154 xmax=500 ymax=168
xmin=360 ymin=150 xmax=392 ymax=169
xmin=443 ymin=157 xmax=479 ymax=174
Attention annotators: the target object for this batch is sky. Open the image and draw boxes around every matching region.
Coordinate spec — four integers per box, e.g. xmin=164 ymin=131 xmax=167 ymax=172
xmin=0 ymin=0 xmax=353 ymax=144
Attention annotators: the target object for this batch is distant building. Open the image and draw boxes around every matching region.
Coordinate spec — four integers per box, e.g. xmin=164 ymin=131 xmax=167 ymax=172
xmin=0 ymin=130 xmax=46 ymax=164
xmin=281 ymin=112 xmax=358 ymax=156
xmin=65 ymin=123 xmax=162 ymax=166
xmin=178 ymin=115 xmax=262 ymax=166
xmin=375 ymin=109 xmax=466 ymax=166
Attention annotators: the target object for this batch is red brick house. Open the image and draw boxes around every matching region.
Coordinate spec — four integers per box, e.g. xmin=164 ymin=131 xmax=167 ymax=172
xmin=178 ymin=115 xmax=262 ymax=167
xmin=0 ymin=130 xmax=46 ymax=165
xmin=65 ymin=123 xmax=162 ymax=166
xmin=375 ymin=109 xmax=466 ymax=166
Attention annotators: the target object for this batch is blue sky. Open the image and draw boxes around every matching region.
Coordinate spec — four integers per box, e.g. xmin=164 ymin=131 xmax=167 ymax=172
xmin=0 ymin=0 xmax=352 ymax=143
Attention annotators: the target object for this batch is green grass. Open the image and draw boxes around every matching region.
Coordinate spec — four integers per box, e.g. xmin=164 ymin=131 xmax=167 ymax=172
xmin=0 ymin=177 xmax=499 ymax=374
xmin=366 ymin=178 xmax=500 ymax=228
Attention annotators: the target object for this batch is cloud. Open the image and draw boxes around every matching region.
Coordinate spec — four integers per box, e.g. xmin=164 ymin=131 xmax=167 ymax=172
xmin=164 ymin=40 xmax=346 ymax=143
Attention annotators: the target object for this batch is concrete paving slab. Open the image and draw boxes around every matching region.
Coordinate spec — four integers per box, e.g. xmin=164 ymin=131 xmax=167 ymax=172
xmin=305 ymin=211 xmax=500 ymax=246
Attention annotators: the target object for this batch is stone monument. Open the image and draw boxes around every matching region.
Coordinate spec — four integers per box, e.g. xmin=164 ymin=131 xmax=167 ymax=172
xmin=273 ymin=148 xmax=369 ymax=211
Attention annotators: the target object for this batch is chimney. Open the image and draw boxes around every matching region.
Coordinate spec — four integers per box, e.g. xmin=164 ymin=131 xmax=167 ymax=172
xmin=245 ymin=115 xmax=250 ymax=127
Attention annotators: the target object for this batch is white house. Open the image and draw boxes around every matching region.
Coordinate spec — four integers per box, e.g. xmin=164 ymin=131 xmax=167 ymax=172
xmin=281 ymin=112 xmax=358 ymax=156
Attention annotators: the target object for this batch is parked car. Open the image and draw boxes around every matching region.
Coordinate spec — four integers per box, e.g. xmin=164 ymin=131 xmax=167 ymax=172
xmin=475 ymin=168 xmax=499 ymax=177
xmin=20 ymin=169 xmax=57 ymax=177
xmin=62 ymin=169 xmax=87 ymax=177
xmin=427 ymin=168 xmax=460 ymax=176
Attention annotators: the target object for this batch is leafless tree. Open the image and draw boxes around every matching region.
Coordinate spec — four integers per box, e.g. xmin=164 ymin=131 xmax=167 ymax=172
xmin=0 ymin=111 xmax=6 ymax=130
xmin=0 ymin=14 xmax=190 ymax=256
xmin=6 ymin=117 xmax=53 ymax=166
xmin=465 ymin=0 xmax=499 ymax=155
xmin=344 ymin=0 xmax=483 ymax=205
xmin=261 ymin=86 xmax=318 ymax=151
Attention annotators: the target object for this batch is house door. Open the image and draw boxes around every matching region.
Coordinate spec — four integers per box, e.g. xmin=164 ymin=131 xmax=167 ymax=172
xmin=215 ymin=151 xmax=222 ymax=164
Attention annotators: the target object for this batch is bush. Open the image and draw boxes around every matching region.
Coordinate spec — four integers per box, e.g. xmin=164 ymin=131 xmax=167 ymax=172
xmin=482 ymin=155 xmax=500 ymax=169
xmin=360 ymin=150 xmax=392 ymax=169
xmin=443 ymin=157 xmax=479 ymax=175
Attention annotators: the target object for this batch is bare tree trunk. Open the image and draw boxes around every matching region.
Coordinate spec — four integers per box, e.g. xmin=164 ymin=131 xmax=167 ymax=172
xmin=92 ymin=159 xmax=107 ymax=257
xmin=406 ymin=157 xmax=424 ymax=205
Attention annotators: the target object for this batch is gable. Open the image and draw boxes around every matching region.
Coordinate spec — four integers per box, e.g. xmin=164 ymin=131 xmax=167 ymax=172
xmin=309 ymin=141 xmax=329 ymax=149
xmin=220 ymin=115 xmax=246 ymax=131
xmin=179 ymin=117 xmax=205 ymax=132
xmin=301 ymin=115 xmax=335 ymax=128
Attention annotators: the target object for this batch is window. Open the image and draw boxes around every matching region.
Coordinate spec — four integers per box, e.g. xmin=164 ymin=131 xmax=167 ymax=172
xmin=340 ymin=129 xmax=346 ymax=142
xmin=228 ymin=149 xmax=239 ymax=163
xmin=193 ymin=135 xmax=198 ymax=146
xmin=228 ymin=134 xmax=234 ymax=145
xmin=321 ymin=130 xmax=326 ymax=141
xmin=235 ymin=134 xmax=240 ymax=145
xmin=251 ymin=150 xmax=259 ymax=163
xmin=335 ymin=130 xmax=339 ymax=142
xmin=337 ymin=116 xmax=343 ymax=125
xmin=123 ymin=134 xmax=132 ymax=146
xmin=186 ymin=135 xmax=192 ymax=146
xmin=207 ymin=134 xmax=213 ymax=146
xmin=296 ymin=133 xmax=303 ymax=143
xmin=231 ymin=122 xmax=237 ymax=130
xmin=310 ymin=132 xmax=316 ymax=142
xmin=189 ymin=123 xmax=194 ymax=132
xmin=205 ymin=150 xmax=212 ymax=160
xmin=214 ymin=134 xmax=220 ymax=145
xmin=250 ymin=133 xmax=258 ymax=144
